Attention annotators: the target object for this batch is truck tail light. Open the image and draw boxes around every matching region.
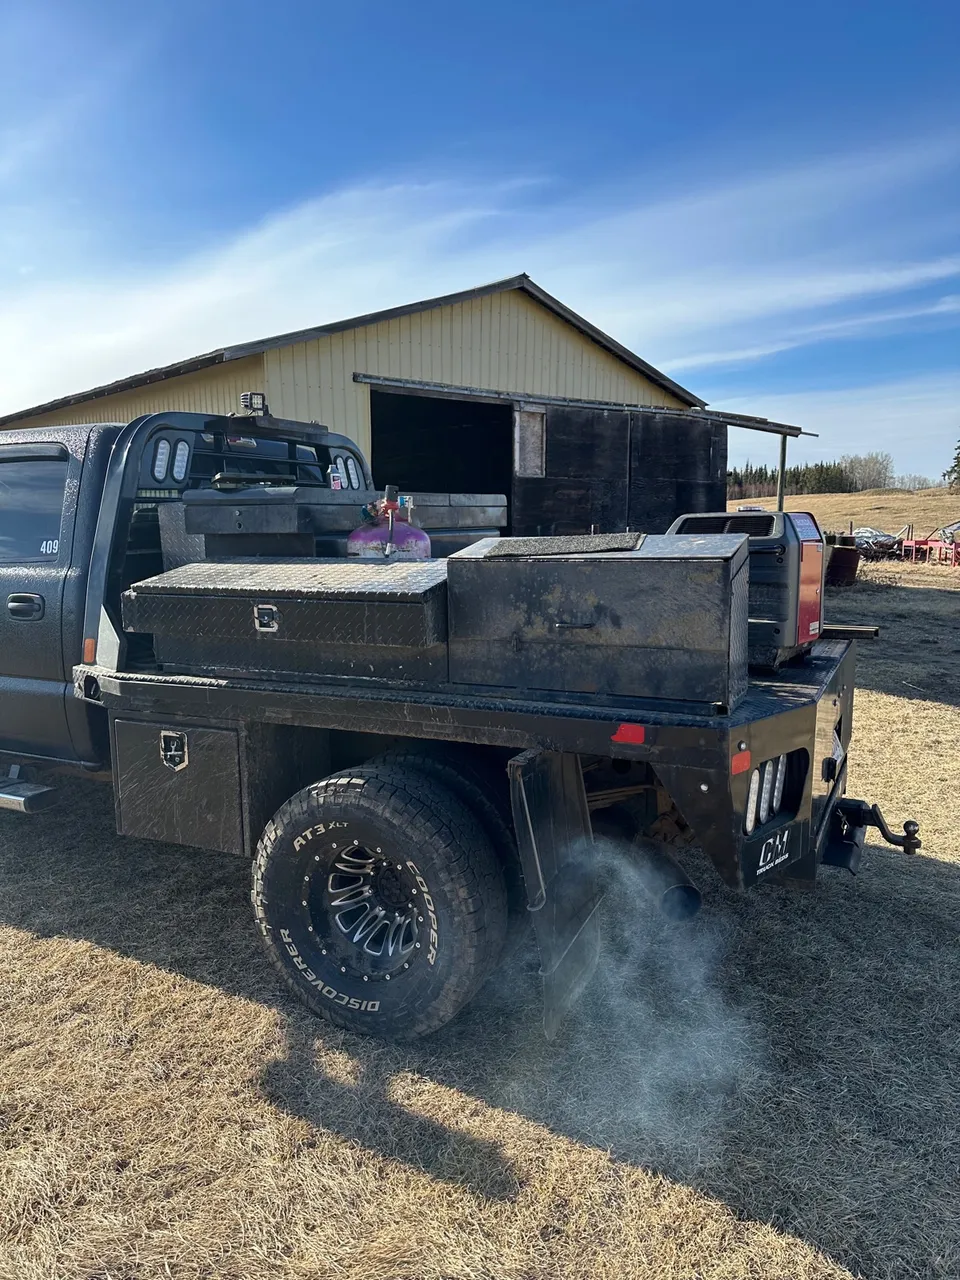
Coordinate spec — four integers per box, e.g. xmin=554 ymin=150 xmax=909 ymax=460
xmin=745 ymin=769 xmax=761 ymax=834
xmin=758 ymin=759 xmax=775 ymax=824
xmin=83 ymin=637 xmax=96 ymax=664
xmin=773 ymin=754 xmax=787 ymax=812
xmin=744 ymin=752 xmax=801 ymax=833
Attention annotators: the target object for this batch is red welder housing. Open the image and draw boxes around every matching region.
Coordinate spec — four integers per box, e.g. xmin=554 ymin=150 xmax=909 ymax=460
xmin=666 ymin=509 xmax=824 ymax=670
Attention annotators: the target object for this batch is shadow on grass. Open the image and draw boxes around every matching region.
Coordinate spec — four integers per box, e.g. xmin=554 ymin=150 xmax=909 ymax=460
xmin=3 ymin=780 xmax=960 ymax=1275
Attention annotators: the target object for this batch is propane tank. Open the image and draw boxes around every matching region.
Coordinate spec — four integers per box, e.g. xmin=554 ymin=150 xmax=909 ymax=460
xmin=347 ymin=486 xmax=432 ymax=559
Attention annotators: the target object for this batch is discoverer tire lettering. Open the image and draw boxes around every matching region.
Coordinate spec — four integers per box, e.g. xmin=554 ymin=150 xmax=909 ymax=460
xmin=252 ymin=763 xmax=508 ymax=1039
xmin=279 ymin=930 xmax=381 ymax=1010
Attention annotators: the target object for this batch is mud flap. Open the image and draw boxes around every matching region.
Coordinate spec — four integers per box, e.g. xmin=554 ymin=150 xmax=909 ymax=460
xmin=507 ymin=749 xmax=602 ymax=1039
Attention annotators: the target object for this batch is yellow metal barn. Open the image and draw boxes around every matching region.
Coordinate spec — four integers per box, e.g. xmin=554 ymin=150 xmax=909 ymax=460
xmin=1 ymin=275 xmax=739 ymax=533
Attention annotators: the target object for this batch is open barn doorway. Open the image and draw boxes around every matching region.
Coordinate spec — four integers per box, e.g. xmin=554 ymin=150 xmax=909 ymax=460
xmin=369 ymin=390 xmax=514 ymax=521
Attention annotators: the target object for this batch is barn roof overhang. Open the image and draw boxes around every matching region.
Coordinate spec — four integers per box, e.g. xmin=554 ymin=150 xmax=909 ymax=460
xmin=0 ymin=274 xmax=705 ymax=426
xmin=354 ymin=372 xmax=815 ymax=438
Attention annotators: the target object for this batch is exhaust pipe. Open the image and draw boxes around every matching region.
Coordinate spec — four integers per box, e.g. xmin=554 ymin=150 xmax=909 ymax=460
xmin=591 ymin=805 xmax=702 ymax=921
xmin=633 ymin=843 xmax=702 ymax=921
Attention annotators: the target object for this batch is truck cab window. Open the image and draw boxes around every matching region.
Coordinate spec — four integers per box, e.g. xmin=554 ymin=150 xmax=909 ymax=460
xmin=189 ymin=434 xmax=329 ymax=486
xmin=0 ymin=459 xmax=68 ymax=562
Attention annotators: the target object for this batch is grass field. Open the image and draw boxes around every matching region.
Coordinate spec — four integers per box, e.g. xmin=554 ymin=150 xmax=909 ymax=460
xmin=1 ymin=563 xmax=958 ymax=1279
xmin=728 ymin=487 xmax=960 ymax=536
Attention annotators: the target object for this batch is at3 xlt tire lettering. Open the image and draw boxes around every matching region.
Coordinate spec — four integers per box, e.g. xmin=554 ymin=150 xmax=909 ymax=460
xmin=252 ymin=763 xmax=508 ymax=1039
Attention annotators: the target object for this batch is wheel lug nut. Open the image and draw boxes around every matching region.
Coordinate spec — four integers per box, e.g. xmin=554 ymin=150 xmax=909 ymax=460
xmin=341 ymin=966 xmax=346 ymax=973
xmin=363 ymin=975 xmax=369 ymax=982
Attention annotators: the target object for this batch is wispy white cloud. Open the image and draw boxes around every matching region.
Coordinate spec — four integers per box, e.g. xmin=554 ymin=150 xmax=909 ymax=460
xmin=662 ymin=295 xmax=960 ymax=373
xmin=0 ymin=127 xmax=957 ymax=475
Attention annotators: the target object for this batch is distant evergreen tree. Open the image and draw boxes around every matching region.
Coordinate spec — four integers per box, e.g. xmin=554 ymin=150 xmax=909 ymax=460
xmin=944 ymin=435 xmax=960 ymax=491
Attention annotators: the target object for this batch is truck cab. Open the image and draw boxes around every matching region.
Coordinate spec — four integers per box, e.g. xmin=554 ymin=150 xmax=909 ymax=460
xmin=0 ymin=411 xmax=492 ymax=772
xmin=0 ymin=425 xmax=120 ymax=766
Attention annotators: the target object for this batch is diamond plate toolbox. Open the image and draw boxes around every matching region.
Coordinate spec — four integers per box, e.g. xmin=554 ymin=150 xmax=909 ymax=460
xmin=122 ymin=559 xmax=449 ymax=683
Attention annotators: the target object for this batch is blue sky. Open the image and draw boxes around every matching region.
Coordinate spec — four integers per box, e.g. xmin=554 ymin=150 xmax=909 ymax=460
xmin=1 ymin=0 xmax=958 ymax=476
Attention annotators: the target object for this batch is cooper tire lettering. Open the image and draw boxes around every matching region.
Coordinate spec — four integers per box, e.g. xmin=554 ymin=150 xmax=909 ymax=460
xmin=406 ymin=859 xmax=440 ymax=965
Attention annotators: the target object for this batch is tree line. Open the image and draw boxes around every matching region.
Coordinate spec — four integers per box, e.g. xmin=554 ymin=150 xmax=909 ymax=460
xmin=728 ymin=452 xmax=945 ymax=499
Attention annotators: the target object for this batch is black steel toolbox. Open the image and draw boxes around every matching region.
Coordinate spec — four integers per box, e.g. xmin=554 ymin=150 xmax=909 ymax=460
xmin=121 ymin=560 xmax=449 ymax=683
xmin=176 ymin=486 xmax=507 ymax=560
xmin=446 ymin=533 xmax=750 ymax=710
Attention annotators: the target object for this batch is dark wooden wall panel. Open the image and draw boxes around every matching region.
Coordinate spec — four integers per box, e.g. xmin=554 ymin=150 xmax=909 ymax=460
xmin=511 ymin=406 xmax=727 ymax=537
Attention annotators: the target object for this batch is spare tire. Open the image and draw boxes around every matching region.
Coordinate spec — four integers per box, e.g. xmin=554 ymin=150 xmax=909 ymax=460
xmin=252 ymin=764 xmax=508 ymax=1039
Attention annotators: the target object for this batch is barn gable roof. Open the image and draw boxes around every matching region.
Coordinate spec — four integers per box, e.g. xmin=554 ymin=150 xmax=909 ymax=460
xmin=0 ymin=274 xmax=703 ymax=426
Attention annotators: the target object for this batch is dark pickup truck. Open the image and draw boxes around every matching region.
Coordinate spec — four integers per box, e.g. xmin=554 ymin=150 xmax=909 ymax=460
xmin=0 ymin=409 xmax=919 ymax=1040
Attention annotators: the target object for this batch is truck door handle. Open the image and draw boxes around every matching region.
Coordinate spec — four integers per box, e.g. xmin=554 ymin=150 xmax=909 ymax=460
xmin=7 ymin=593 xmax=45 ymax=620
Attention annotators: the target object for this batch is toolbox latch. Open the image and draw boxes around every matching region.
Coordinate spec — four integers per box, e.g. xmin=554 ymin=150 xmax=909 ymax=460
xmin=159 ymin=730 xmax=189 ymax=772
xmin=253 ymin=603 xmax=280 ymax=633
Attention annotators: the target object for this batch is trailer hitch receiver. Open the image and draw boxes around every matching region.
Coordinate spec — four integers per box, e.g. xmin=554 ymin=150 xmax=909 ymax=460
xmin=838 ymin=800 xmax=921 ymax=855
xmin=823 ymin=799 xmax=921 ymax=874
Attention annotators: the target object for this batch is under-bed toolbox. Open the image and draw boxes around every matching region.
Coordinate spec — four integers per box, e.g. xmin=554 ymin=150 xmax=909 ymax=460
xmin=121 ymin=560 xmax=449 ymax=682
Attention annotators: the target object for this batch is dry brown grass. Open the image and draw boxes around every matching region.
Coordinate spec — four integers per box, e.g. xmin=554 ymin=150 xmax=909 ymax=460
xmin=1 ymin=562 xmax=959 ymax=1279
xmin=727 ymin=488 xmax=960 ymax=537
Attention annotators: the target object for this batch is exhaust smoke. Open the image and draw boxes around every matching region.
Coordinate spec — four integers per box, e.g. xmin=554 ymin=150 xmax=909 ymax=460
xmin=592 ymin=804 xmax=702 ymax=921
xmin=483 ymin=830 xmax=763 ymax=1176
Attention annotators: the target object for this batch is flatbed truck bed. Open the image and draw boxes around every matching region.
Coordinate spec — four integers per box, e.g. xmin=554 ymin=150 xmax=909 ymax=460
xmin=0 ymin=408 xmax=919 ymax=1040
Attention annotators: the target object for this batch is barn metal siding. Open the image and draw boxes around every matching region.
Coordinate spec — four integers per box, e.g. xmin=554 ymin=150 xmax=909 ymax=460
xmin=263 ymin=291 xmax=685 ymax=456
xmin=4 ymin=357 xmax=265 ymax=429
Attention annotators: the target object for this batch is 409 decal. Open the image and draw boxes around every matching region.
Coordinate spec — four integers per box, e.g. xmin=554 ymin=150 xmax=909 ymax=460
xmin=279 ymin=929 xmax=380 ymax=1011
